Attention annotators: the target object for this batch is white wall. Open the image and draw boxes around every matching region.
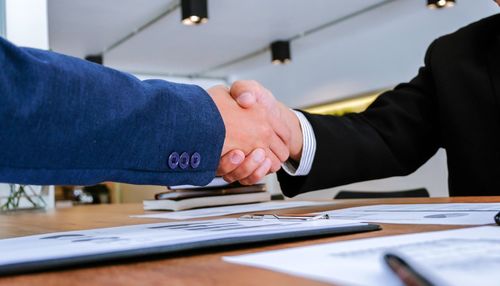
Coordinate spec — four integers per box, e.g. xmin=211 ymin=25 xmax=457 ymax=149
xmin=1 ymin=0 xmax=54 ymax=209
xmin=134 ymin=74 xmax=226 ymax=90
xmin=233 ymin=0 xmax=499 ymax=198
xmin=0 ymin=0 xmax=5 ymax=37
xmin=5 ymin=0 xmax=48 ymax=49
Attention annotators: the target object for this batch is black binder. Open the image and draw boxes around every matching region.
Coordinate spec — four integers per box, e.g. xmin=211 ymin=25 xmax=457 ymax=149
xmin=0 ymin=217 xmax=380 ymax=276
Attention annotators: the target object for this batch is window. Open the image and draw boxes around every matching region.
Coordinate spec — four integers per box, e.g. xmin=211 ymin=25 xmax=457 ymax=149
xmin=0 ymin=0 xmax=5 ymax=37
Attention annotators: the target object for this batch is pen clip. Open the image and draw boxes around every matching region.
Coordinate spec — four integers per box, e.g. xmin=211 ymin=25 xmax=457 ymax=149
xmin=238 ymin=213 xmax=330 ymax=222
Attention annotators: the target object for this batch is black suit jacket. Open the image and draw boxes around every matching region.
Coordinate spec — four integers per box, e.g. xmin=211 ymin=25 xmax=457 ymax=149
xmin=278 ymin=14 xmax=500 ymax=197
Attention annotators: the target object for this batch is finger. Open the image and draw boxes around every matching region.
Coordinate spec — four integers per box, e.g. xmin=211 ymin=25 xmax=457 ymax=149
xmin=265 ymin=148 xmax=282 ymax=173
xmin=239 ymin=83 xmax=291 ymax=147
xmin=230 ymin=80 xmax=259 ymax=108
xmin=236 ymin=92 xmax=257 ymax=108
xmin=216 ymin=149 xmax=245 ymax=176
xmin=269 ymin=133 xmax=290 ymax=162
xmin=262 ymin=92 xmax=292 ymax=147
xmin=223 ymin=148 xmax=266 ymax=183
xmin=239 ymin=158 xmax=272 ymax=185
xmin=230 ymin=80 xmax=292 ymax=147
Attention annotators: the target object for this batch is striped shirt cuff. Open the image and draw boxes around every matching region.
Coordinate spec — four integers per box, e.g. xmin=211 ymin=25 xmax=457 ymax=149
xmin=282 ymin=110 xmax=317 ymax=176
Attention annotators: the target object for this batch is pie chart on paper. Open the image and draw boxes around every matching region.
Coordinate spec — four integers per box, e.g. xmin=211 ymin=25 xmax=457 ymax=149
xmin=424 ymin=213 xmax=469 ymax=219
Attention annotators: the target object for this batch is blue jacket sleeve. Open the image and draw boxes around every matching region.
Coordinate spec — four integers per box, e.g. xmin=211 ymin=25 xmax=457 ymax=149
xmin=0 ymin=37 xmax=226 ymax=186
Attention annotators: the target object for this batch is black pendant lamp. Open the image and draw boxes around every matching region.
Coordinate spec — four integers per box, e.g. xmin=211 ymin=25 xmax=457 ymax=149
xmin=181 ymin=0 xmax=208 ymax=25
xmin=85 ymin=54 xmax=103 ymax=65
xmin=427 ymin=0 xmax=456 ymax=9
xmin=271 ymin=41 xmax=291 ymax=65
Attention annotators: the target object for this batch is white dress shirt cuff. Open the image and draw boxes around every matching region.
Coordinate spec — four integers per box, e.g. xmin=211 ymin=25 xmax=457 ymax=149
xmin=282 ymin=110 xmax=317 ymax=176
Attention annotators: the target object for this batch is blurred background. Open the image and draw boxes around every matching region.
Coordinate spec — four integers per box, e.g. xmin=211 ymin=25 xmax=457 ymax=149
xmin=0 ymin=0 xmax=498 ymax=206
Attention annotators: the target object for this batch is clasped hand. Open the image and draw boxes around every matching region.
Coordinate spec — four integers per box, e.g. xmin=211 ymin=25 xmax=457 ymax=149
xmin=207 ymin=80 xmax=303 ymax=185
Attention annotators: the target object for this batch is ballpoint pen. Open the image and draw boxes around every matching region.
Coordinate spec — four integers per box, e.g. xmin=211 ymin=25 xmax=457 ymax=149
xmin=383 ymin=253 xmax=435 ymax=286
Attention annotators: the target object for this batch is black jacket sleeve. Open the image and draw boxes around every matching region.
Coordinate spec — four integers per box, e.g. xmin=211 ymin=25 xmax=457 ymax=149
xmin=278 ymin=40 xmax=441 ymax=197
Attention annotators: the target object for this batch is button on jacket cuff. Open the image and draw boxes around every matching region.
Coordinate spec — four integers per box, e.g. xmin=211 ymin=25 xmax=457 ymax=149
xmin=179 ymin=152 xmax=190 ymax=169
xmin=168 ymin=152 xmax=180 ymax=169
xmin=190 ymin=152 xmax=201 ymax=169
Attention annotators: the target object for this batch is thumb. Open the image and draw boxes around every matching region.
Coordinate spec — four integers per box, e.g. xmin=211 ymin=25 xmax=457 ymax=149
xmin=234 ymin=92 xmax=257 ymax=109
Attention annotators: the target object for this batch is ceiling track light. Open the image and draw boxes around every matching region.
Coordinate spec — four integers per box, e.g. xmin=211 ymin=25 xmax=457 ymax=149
xmin=181 ymin=0 xmax=208 ymax=25
xmin=270 ymin=41 xmax=291 ymax=65
xmin=85 ymin=54 xmax=103 ymax=65
xmin=427 ymin=0 xmax=456 ymax=9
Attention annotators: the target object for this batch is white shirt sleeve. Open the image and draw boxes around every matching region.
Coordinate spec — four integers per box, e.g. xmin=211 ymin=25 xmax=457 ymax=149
xmin=282 ymin=110 xmax=317 ymax=176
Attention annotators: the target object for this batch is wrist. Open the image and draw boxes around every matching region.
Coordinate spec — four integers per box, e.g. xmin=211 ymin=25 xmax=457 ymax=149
xmin=285 ymin=107 xmax=303 ymax=161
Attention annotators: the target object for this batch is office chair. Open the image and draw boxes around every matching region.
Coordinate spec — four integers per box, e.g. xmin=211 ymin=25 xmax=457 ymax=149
xmin=334 ymin=188 xmax=429 ymax=199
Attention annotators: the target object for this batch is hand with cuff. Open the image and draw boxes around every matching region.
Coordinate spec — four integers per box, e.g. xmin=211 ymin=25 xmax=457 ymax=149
xmin=206 ymin=84 xmax=292 ymax=182
xmin=215 ymin=80 xmax=306 ymax=185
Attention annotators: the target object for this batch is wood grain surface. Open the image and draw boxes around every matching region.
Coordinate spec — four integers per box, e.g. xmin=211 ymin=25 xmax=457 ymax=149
xmin=0 ymin=196 xmax=499 ymax=286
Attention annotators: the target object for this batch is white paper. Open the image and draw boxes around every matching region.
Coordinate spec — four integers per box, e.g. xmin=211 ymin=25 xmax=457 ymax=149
xmin=132 ymin=201 xmax=331 ymax=220
xmin=224 ymin=226 xmax=500 ymax=286
xmin=0 ymin=217 xmax=364 ymax=268
xmin=322 ymin=203 xmax=500 ymax=225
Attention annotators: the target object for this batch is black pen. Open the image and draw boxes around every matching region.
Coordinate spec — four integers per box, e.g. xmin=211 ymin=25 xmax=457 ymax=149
xmin=495 ymin=211 xmax=500 ymax=225
xmin=383 ymin=253 xmax=435 ymax=286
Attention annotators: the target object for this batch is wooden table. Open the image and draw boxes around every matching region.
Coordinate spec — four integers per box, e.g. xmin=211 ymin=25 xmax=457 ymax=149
xmin=0 ymin=196 xmax=498 ymax=286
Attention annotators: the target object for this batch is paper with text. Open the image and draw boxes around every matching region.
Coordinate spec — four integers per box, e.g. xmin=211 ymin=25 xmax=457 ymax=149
xmin=0 ymin=217 xmax=362 ymax=268
xmin=321 ymin=203 xmax=500 ymax=225
xmin=224 ymin=226 xmax=500 ymax=286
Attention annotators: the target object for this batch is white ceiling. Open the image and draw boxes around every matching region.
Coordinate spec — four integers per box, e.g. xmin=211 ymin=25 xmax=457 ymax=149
xmin=48 ymin=0 xmax=388 ymax=78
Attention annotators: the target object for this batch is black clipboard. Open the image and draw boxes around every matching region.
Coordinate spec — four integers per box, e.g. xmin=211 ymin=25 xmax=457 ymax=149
xmin=0 ymin=218 xmax=380 ymax=276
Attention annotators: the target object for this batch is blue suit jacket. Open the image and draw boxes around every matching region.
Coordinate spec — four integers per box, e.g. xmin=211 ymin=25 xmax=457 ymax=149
xmin=0 ymin=37 xmax=225 ymax=186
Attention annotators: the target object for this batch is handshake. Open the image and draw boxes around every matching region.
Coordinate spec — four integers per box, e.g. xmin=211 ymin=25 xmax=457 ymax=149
xmin=206 ymin=80 xmax=303 ymax=185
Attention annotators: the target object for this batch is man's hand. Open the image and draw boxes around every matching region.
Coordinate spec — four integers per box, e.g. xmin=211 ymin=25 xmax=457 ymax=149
xmin=215 ymin=81 xmax=304 ymax=185
xmin=207 ymin=85 xmax=290 ymax=180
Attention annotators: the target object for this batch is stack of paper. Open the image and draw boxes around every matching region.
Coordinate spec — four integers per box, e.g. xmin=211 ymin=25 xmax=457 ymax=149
xmin=144 ymin=183 xmax=269 ymax=211
xmin=134 ymin=201 xmax=332 ymax=220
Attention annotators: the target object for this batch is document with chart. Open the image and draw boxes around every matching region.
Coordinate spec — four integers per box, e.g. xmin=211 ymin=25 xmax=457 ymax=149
xmin=225 ymin=226 xmax=500 ymax=286
xmin=0 ymin=217 xmax=376 ymax=275
xmin=322 ymin=203 xmax=500 ymax=225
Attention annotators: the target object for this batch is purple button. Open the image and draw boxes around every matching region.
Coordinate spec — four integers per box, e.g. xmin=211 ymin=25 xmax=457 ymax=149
xmin=190 ymin=152 xmax=201 ymax=169
xmin=168 ymin=152 xmax=179 ymax=169
xmin=179 ymin=152 xmax=190 ymax=169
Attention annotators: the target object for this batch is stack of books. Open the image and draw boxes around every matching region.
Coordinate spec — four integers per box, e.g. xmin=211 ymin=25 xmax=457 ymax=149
xmin=143 ymin=178 xmax=270 ymax=211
